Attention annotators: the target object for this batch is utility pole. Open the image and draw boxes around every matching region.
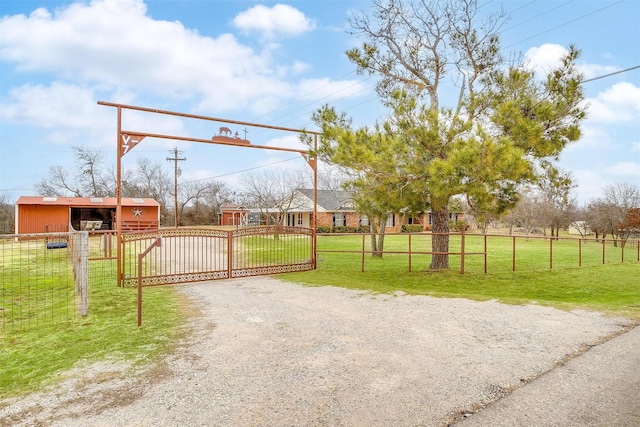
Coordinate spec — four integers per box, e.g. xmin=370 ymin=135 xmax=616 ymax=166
xmin=166 ymin=147 xmax=186 ymax=228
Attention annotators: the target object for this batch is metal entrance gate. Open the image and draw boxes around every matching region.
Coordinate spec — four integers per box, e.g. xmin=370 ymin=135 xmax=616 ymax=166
xmin=120 ymin=226 xmax=314 ymax=287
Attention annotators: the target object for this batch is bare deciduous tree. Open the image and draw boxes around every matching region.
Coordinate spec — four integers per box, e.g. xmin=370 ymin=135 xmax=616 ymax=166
xmin=0 ymin=194 xmax=15 ymax=234
xmin=587 ymin=182 xmax=640 ymax=244
xmin=241 ymin=170 xmax=307 ymax=227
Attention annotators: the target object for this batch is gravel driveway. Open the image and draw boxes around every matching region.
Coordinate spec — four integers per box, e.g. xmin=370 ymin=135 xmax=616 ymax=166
xmin=0 ymin=276 xmax=634 ymax=426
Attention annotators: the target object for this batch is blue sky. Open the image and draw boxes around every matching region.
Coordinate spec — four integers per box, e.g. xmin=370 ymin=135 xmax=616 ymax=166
xmin=1 ymin=0 xmax=639 ymax=205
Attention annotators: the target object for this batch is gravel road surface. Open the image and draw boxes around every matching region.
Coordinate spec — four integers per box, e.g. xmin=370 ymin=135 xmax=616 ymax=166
xmin=0 ymin=276 xmax=635 ymax=426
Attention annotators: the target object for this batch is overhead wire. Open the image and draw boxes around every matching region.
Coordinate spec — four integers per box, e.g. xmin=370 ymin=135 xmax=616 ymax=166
xmin=261 ymin=0 xmax=625 ymax=132
xmin=583 ymin=65 xmax=640 ymax=83
xmin=501 ymin=1 xmax=574 ymax=33
xmin=180 ymin=0 xmax=633 ymax=184
xmin=181 ymin=155 xmax=301 ymax=184
xmin=503 ymin=0 xmax=624 ymax=49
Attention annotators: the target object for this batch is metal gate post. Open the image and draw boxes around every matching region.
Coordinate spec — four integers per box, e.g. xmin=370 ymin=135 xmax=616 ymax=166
xmin=138 ymin=237 xmax=161 ymax=326
xmin=227 ymin=229 xmax=233 ymax=278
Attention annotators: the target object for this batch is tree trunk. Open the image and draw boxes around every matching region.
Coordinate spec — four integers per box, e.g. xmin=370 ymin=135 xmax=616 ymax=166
xmin=429 ymin=203 xmax=450 ymax=270
xmin=370 ymin=215 xmax=386 ymax=258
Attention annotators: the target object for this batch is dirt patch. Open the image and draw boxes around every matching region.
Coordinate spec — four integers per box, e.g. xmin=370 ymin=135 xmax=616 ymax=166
xmin=0 ymin=276 xmax=634 ymax=426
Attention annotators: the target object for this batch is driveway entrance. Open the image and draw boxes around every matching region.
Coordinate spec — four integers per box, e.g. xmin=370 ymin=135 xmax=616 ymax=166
xmin=120 ymin=226 xmax=314 ymax=287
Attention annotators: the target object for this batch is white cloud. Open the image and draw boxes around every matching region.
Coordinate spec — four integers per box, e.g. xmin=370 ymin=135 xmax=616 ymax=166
xmin=0 ymin=81 xmax=187 ymax=149
xmin=0 ymin=0 xmax=292 ymax=113
xmin=264 ymin=134 xmax=308 ymax=151
xmin=0 ymin=82 xmax=102 ymax=128
xmin=524 ymin=43 xmax=567 ymax=75
xmin=631 ymin=142 xmax=640 ymax=152
xmin=524 ymin=43 xmax=624 ymax=81
xmin=586 ymin=82 xmax=640 ymax=124
xmin=577 ymin=63 xmax=620 ymax=80
xmin=290 ymin=60 xmax=311 ymax=75
xmin=604 ymin=161 xmax=640 ymax=178
xmin=572 ymin=169 xmax=606 ymax=203
xmin=565 ymin=125 xmax=612 ymax=151
xmin=0 ymin=0 xmax=362 ymax=119
xmin=232 ymin=4 xmax=315 ymax=39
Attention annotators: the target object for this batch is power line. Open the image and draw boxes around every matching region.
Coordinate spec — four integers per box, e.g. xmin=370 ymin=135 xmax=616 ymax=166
xmin=182 ymin=155 xmax=301 ymax=184
xmin=503 ymin=1 xmax=624 ymax=50
xmin=583 ymin=65 xmax=640 ymax=83
xmin=502 ymin=1 xmax=575 ymax=33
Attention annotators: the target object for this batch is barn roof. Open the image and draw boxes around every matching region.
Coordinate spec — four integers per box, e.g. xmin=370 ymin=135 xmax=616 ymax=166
xmin=16 ymin=196 xmax=159 ymax=207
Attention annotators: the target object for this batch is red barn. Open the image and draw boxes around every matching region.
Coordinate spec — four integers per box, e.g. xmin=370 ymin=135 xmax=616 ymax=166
xmin=15 ymin=196 xmax=160 ymax=234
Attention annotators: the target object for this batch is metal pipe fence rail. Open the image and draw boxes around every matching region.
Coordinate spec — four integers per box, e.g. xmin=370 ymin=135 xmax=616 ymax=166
xmin=0 ymin=231 xmax=116 ymax=331
xmin=315 ymin=231 xmax=640 ymax=274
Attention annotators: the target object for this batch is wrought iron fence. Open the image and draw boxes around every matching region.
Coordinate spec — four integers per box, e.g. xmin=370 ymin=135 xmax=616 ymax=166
xmin=315 ymin=231 xmax=640 ymax=274
xmin=0 ymin=231 xmax=116 ymax=331
xmin=121 ymin=226 xmax=314 ymax=287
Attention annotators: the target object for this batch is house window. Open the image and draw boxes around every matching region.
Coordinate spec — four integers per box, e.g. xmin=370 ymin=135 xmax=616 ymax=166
xmin=385 ymin=214 xmax=395 ymax=227
xmin=297 ymin=212 xmax=303 ymax=225
xmin=332 ymin=212 xmax=346 ymax=227
xmin=408 ymin=216 xmax=422 ymax=225
xmin=449 ymin=213 xmax=458 ymax=221
xmin=428 ymin=213 xmax=433 ymax=225
xmin=359 ymin=215 xmax=369 ymax=226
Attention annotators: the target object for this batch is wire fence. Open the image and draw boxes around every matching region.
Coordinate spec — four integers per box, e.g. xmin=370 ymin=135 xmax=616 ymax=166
xmin=316 ymin=231 xmax=640 ymax=274
xmin=0 ymin=231 xmax=116 ymax=331
xmin=3 ymin=228 xmax=637 ymax=329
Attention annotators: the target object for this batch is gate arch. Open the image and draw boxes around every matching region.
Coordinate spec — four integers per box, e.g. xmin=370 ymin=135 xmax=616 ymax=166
xmin=98 ymin=101 xmax=319 ymax=287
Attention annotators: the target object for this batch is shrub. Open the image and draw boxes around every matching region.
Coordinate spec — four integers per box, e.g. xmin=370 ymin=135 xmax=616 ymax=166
xmin=401 ymin=224 xmax=424 ymax=233
xmin=449 ymin=219 xmax=469 ymax=231
xmin=316 ymin=225 xmax=370 ymax=233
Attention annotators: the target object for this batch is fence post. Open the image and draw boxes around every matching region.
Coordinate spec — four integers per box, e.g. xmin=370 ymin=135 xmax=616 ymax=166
xmin=408 ymin=233 xmax=412 ymax=272
xmin=228 ymin=230 xmax=234 ymax=278
xmin=579 ymin=238 xmax=582 ymax=267
xmin=549 ymin=237 xmax=553 ymax=270
xmin=73 ymin=231 xmax=89 ymax=316
xmin=361 ymin=234 xmax=365 ymax=273
xmin=512 ymin=236 xmax=516 ymax=272
xmin=460 ymin=227 xmax=465 ymax=275
xmin=484 ymin=234 xmax=487 ymax=274
xmin=138 ymin=237 xmax=161 ymax=327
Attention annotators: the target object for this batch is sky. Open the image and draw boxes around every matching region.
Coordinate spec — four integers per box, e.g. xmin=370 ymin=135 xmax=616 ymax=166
xmin=1 ymin=0 xmax=639 ymax=205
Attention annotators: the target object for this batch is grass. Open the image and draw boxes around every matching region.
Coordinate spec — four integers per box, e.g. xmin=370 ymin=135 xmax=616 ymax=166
xmin=1 ymin=231 xmax=638 ymax=399
xmin=0 ymin=239 xmax=77 ymax=327
xmin=239 ymin=234 xmax=312 ymax=266
xmin=281 ymin=233 xmax=640 ymax=319
xmin=0 ymin=258 xmax=186 ymax=399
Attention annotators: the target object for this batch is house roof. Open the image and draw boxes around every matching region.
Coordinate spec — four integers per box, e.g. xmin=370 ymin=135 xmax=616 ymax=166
xmin=220 ymin=204 xmax=249 ymax=212
xmin=296 ymin=189 xmax=354 ymax=211
xmin=16 ymin=196 xmax=159 ymax=207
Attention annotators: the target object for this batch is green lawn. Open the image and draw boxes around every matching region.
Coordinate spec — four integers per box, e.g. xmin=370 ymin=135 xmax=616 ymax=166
xmin=282 ymin=233 xmax=640 ymax=319
xmin=0 ymin=257 xmax=185 ymax=398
